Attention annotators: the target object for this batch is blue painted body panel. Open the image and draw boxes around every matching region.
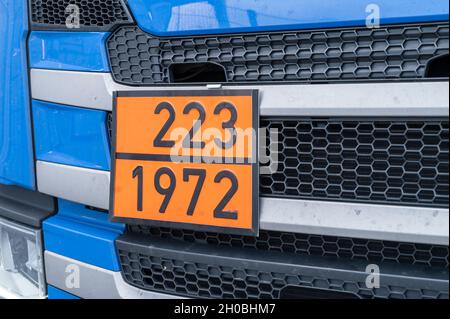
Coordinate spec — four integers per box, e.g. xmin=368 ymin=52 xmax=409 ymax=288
xmin=32 ymin=101 xmax=111 ymax=171
xmin=43 ymin=200 xmax=125 ymax=271
xmin=47 ymin=285 xmax=80 ymax=299
xmin=128 ymin=0 xmax=449 ymax=36
xmin=0 ymin=0 xmax=35 ymax=188
xmin=29 ymin=32 xmax=111 ymax=72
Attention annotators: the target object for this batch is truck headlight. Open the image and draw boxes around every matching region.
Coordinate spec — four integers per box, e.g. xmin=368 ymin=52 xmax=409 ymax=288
xmin=0 ymin=217 xmax=46 ymax=299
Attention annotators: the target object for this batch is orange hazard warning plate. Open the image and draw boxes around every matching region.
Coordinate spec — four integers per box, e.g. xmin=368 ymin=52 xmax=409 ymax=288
xmin=109 ymin=90 xmax=259 ymax=236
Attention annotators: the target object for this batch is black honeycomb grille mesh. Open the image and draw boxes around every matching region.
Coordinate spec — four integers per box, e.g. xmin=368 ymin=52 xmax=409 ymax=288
xmin=129 ymin=226 xmax=450 ymax=269
xmin=107 ymin=23 xmax=449 ymax=85
xmin=30 ymin=0 xmax=132 ymax=29
xmin=261 ymin=118 xmax=449 ymax=208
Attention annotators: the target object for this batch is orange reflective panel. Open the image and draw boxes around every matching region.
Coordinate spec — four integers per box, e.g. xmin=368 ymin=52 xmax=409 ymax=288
xmin=110 ymin=90 xmax=259 ymax=236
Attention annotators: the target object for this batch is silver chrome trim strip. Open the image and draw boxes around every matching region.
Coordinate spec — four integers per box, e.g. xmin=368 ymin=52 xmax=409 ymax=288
xmin=44 ymin=251 xmax=182 ymax=299
xmin=260 ymin=198 xmax=449 ymax=246
xmin=31 ymin=69 xmax=449 ymax=116
xmin=36 ymin=161 xmax=110 ymax=209
xmin=37 ymin=161 xmax=449 ymax=245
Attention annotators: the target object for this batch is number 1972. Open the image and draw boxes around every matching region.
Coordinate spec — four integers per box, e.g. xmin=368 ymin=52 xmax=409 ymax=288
xmin=132 ymin=166 xmax=239 ymax=220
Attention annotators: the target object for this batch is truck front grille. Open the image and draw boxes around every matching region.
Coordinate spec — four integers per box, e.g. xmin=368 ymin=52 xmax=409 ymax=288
xmin=107 ymin=23 xmax=449 ymax=85
xmin=117 ymin=232 xmax=449 ymax=299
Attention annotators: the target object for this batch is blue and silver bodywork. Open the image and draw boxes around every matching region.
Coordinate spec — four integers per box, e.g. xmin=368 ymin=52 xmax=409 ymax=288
xmin=0 ymin=0 xmax=449 ymax=299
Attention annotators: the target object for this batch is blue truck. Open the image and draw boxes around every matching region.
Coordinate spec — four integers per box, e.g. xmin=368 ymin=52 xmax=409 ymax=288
xmin=0 ymin=0 xmax=449 ymax=299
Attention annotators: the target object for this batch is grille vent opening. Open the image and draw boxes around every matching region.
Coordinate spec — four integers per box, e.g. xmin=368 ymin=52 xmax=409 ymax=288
xmin=280 ymin=286 xmax=360 ymax=299
xmin=426 ymin=54 xmax=449 ymax=78
xmin=169 ymin=63 xmax=227 ymax=84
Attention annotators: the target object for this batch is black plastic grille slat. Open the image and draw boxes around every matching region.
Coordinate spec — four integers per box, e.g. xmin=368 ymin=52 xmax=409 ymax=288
xmin=107 ymin=23 xmax=449 ymax=85
xmin=129 ymin=226 xmax=450 ymax=269
xmin=261 ymin=119 xmax=449 ymax=207
xmin=30 ymin=0 xmax=132 ymax=29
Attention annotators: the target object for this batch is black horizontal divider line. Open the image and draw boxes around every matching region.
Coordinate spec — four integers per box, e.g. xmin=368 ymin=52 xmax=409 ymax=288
xmin=116 ymin=153 xmax=253 ymax=165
